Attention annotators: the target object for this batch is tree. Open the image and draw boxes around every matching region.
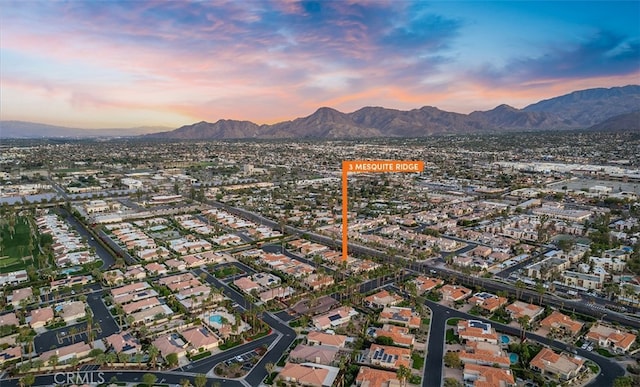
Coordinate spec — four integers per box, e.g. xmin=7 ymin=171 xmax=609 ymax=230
xmin=142 ymin=373 xmax=157 ymax=387
xmin=32 ymin=359 xmax=44 ymax=371
xmin=69 ymin=326 xmax=78 ymax=344
xmin=517 ymin=315 xmax=531 ymax=340
xmin=118 ymin=352 xmax=130 ymax=364
xmin=148 ymin=345 xmax=159 ymax=368
xmin=106 ymin=351 xmax=117 ymax=367
xmin=194 ymin=373 xmax=207 ymax=387
xmin=396 ymin=364 xmax=411 ymax=387
xmin=515 ymin=280 xmax=525 ymax=299
xmin=48 ymin=354 xmax=59 ymax=370
xmin=134 ymin=352 xmax=144 ymax=368
xmin=444 ymin=378 xmax=462 ymax=387
xmin=265 ymin=361 xmax=275 ymax=374
xmin=19 ymin=374 xmax=35 ymax=387
xmin=180 ymin=379 xmax=193 ymax=387
xmin=375 ymin=336 xmax=394 ymax=346
xmin=535 ymin=282 xmax=546 ymax=305
xmin=166 ymin=352 xmax=179 ymax=368
xmin=443 ymin=351 xmax=461 ymax=369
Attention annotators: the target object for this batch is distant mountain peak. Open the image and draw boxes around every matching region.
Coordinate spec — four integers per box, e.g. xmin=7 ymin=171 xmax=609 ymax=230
xmin=2 ymin=85 xmax=638 ymax=139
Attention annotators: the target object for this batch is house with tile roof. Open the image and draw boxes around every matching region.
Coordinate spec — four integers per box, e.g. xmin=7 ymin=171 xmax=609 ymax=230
xmin=365 ymin=343 xmax=411 ymax=370
xmin=539 ymin=311 xmax=583 ymax=336
xmin=289 ymin=344 xmax=339 ymax=366
xmin=39 ymin=342 xmax=92 ymax=364
xmin=469 ymin=292 xmax=508 ymax=313
xmin=463 ymin=363 xmax=515 ymax=387
xmin=505 ymin=301 xmax=544 ymax=321
xmin=233 ymin=276 xmax=262 ymax=293
xmin=181 ymin=325 xmax=220 ymax=354
xmin=457 ymin=320 xmax=499 ymax=345
xmin=440 ymin=284 xmax=472 ymax=302
xmin=586 ymin=324 xmax=637 ymax=353
xmin=152 ymin=333 xmax=189 ymax=359
xmin=0 ymin=346 xmax=21 ymax=365
xmin=313 ymin=306 xmax=358 ymax=330
xmin=459 ymin=341 xmax=510 ymax=369
xmin=355 ymin=366 xmax=400 ymax=387
xmin=530 ymin=347 xmax=584 ymax=381
xmin=105 ymin=331 xmax=141 ymax=354
xmin=307 ymin=331 xmax=348 ymax=348
xmin=413 ymin=276 xmax=444 ymax=294
xmin=378 ymin=306 xmax=421 ymax=329
xmin=277 ymin=362 xmax=338 ymax=387
xmin=29 ymin=307 xmax=54 ymax=329
xmin=364 ymin=290 xmax=404 ymax=309
xmin=372 ymin=324 xmax=415 ymax=348
xmin=0 ymin=312 xmax=19 ymax=327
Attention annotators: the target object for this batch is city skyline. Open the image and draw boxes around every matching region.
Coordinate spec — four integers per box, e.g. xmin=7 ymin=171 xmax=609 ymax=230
xmin=1 ymin=0 xmax=639 ymax=129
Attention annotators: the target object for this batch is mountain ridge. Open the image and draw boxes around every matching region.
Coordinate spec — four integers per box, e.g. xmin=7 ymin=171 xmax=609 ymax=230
xmin=148 ymin=85 xmax=639 ymax=139
xmin=2 ymin=85 xmax=638 ymax=139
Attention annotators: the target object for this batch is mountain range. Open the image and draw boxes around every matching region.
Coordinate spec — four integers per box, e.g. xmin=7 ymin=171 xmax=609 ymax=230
xmin=0 ymin=121 xmax=169 ymax=139
xmin=1 ymin=85 xmax=638 ymax=139
xmin=147 ymin=85 xmax=640 ymax=139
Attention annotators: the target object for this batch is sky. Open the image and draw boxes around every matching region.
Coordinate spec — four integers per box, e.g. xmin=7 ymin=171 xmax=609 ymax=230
xmin=1 ymin=0 xmax=639 ymax=129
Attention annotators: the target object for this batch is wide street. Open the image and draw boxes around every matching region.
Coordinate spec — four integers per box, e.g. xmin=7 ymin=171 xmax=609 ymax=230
xmin=2 ymin=199 xmax=635 ymax=387
xmin=34 ymin=289 xmax=119 ymax=353
xmin=381 ymin=285 xmax=625 ymax=387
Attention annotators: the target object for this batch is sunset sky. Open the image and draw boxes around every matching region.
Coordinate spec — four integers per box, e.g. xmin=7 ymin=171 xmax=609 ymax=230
xmin=1 ymin=1 xmax=639 ymax=129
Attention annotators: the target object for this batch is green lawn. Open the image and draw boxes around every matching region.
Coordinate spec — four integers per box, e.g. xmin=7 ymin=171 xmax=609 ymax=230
xmin=446 ymin=318 xmax=461 ymax=326
xmin=411 ymin=353 xmax=425 ymax=369
xmin=446 ymin=328 xmax=460 ymax=344
xmin=0 ymin=217 xmax=37 ymax=273
xmin=596 ymin=348 xmax=614 ymax=358
xmin=213 ymin=266 xmax=243 ymax=279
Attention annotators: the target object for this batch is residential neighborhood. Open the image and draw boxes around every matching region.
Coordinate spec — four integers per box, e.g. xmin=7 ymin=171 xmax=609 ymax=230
xmin=0 ymin=132 xmax=639 ymax=387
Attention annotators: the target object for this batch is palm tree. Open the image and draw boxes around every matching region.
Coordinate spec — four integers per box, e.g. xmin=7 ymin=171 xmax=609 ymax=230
xmin=265 ymin=362 xmax=275 ymax=374
xmin=96 ymin=353 xmax=107 ymax=367
xmin=396 ymin=364 xmax=411 ymax=387
xmin=194 ymin=373 xmax=207 ymax=387
xmin=19 ymin=374 xmax=35 ymax=387
xmin=32 ymin=359 xmax=44 ymax=372
xmin=148 ymin=345 xmax=159 ymax=368
xmin=133 ymin=352 xmax=144 ymax=368
xmin=517 ymin=315 xmax=531 ymax=341
xmin=515 ymin=280 xmax=525 ymax=299
xmin=48 ymin=354 xmax=59 ymax=370
xmin=106 ymin=352 xmax=117 ymax=367
xmin=535 ymin=282 xmax=546 ymax=305
xmin=118 ymin=352 xmax=130 ymax=364
xmin=180 ymin=379 xmax=193 ymax=387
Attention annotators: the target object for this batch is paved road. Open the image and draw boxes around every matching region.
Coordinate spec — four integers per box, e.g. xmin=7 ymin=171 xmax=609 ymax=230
xmin=34 ymin=289 xmax=119 ymax=353
xmin=192 ymin=268 xmax=298 ymax=385
xmin=3 ymin=266 xmax=298 ymax=387
xmin=206 ymin=200 xmax=640 ymax=329
xmin=384 ymin=285 xmax=625 ymax=387
xmin=56 ymin=206 xmax=117 ymax=269
xmin=262 ymin=243 xmax=335 ymax=275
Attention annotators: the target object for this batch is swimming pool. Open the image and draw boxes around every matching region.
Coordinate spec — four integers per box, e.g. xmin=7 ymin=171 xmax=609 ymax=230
xmin=209 ymin=315 xmax=223 ymax=324
xmin=60 ymin=267 xmax=80 ymax=275
xmin=509 ymin=353 xmax=519 ymax=364
xmin=500 ymin=335 xmax=510 ymax=344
